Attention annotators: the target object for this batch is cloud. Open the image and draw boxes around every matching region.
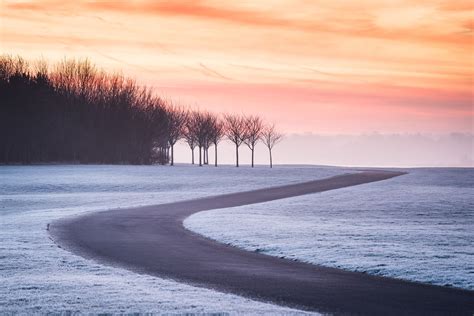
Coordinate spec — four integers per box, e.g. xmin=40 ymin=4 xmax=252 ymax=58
xmin=2 ymin=0 xmax=472 ymax=135
xmin=198 ymin=63 xmax=234 ymax=81
xmin=437 ymin=0 xmax=474 ymax=12
xmin=5 ymin=0 xmax=472 ymax=46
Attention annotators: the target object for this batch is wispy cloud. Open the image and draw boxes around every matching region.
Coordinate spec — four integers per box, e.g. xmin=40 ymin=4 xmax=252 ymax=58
xmin=2 ymin=0 xmax=472 ymax=134
xmin=198 ymin=63 xmax=234 ymax=81
xmin=5 ymin=0 xmax=472 ymax=46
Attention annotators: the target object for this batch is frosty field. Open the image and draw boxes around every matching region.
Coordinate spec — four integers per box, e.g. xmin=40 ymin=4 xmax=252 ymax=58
xmin=0 ymin=164 xmax=339 ymax=315
xmin=1 ymin=165 xmax=472 ymax=314
xmin=186 ymin=168 xmax=474 ymax=290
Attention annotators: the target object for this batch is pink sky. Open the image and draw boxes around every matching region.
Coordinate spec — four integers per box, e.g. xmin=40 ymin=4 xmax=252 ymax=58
xmin=1 ymin=0 xmax=473 ymax=134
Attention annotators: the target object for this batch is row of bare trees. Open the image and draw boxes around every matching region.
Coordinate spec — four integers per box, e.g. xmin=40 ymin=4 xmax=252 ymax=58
xmin=165 ymin=110 xmax=283 ymax=168
xmin=223 ymin=114 xmax=283 ymax=168
xmin=0 ymin=55 xmax=283 ymax=167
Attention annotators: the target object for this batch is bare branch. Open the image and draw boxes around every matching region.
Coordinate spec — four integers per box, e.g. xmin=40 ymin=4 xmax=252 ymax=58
xmin=262 ymin=124 xmax=283 ymax=150
xmin=261 ymin=124 xmax=283 ymax=168
xmin=224 ymin=114 xmax=246 ymax=167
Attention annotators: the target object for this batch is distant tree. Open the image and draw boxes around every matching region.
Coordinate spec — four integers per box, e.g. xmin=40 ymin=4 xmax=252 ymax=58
xmin=202 ymin=112 xmax=216 ymax=165
xmin=195 ymin=112 xmax=213 ymax=167
xmin=0 ymin=55 xmax=282 ymax=168
xmin=0 ymin=55 xmax=169 ymax=165
xmin=147 ymin=97 xmax=171 ymax=164
xmin=185 ymin=111 xmax=209 ymax=166
xmin=183 ymin=113 xmax=199 ymax=165
xmin=243 ymin=115 xmax=264 ymax=168
xmin=224 ymin=114 xmax=246 ymax=167
xmin=208 ymin=114 xmax=225 ymax=167
xmin=261 ymin=124 xmax=283 ymax=168
xmin=164 ymin=104 xmax=187 ymax=166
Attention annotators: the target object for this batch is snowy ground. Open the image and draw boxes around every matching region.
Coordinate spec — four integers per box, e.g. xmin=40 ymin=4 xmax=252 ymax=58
xmin=185 ymin=168 xmax=474 ymax=290
xmin=1 ymin=164 xmax=343 ymax=315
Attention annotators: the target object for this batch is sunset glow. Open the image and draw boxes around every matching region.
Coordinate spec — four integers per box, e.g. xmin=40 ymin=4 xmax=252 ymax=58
xmin=1 ymin=0 xmax=473 ymax=133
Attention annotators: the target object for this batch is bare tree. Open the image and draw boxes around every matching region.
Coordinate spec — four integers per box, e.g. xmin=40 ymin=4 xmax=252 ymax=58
xmin=261 ymin=124 xmax=283 ymax=168
xmin=196 ymin=112 xmax=205 ymax=166
xmin=183 ymin=113 xmax=198 ymax=164
xmin=187 ymin=111 xmax=210 ymax=166
xmin=200 ymin=112 xmax=215 ymax=166
xmin=0 ymin=55 xmax=287 ymax=168
xmin=164 ymin=104 xmax=187 ymax=166
xmin=209 ymin=115 xmax=225 ymax=167
xmin=0 ymin=56 xmax=172 ymax=164
xmin=224 ymin=114 xmax=246 ymax=167
xmin=243 ymin=115 xmax=264 ymax=168
xmin=148 ymin=98 xmax=169 ymax=164
xmin=202 ymin=112 xmax=216 ymax=165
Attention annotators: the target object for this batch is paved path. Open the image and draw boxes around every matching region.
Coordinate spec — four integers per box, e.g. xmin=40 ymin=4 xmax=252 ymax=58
xmin=50 ymin=171 xmax=474 ymax=315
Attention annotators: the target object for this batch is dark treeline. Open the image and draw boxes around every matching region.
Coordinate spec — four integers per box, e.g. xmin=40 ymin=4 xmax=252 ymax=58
xmin=0 ymin=56 xmax=282 ymax=166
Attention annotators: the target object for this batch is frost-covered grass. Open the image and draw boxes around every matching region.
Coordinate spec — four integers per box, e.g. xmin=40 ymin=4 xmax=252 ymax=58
xmin=1 ymin=164 xmax=342 ymax=314
xmin=185 ymin=168 xmax=474 ymax=290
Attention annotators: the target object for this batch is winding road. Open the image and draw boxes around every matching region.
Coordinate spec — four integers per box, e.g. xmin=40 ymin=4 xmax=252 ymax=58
xmin=50 ymin=171 xmax=474 ymax=315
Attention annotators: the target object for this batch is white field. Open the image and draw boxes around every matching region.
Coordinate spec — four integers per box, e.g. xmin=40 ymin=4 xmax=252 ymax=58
xmin=1 ymin=164 xmax=343 ymax=315
xmin=185 ymin=168 xmax=474 ymax=290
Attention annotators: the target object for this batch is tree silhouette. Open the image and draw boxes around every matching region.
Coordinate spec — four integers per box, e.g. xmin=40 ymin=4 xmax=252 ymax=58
xmin=261 ymin=124 xmax=283 ymax=168
xmin=243 ymin=115 xmax=264 ymax=168
xmin=165 ymin=104 xmax=187 ymax=166
xmin=0 ymin=55 xmax=169 ymax=164
xmin=185 ymin=111 xmax=207 ymax=166
xmin=209 ymin=114 xmax=225 ymax=167
xmin=183 ymin=115 xmax=198 ymax=165
xmin=0 ymin=55 xmax=284 ymax=167
xmin=224 ymin=114 xmax=246 ymax=167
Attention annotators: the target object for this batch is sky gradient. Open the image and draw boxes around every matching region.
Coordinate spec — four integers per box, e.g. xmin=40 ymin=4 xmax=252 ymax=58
xmin=1 ymin=0 xmax=473 ymax=135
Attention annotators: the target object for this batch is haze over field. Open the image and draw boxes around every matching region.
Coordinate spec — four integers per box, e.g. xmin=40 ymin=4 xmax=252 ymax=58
xmin=174 ymin=132 xmax=473 ymax=167
xmin=1 ymin=0 xmax=472 ymax=166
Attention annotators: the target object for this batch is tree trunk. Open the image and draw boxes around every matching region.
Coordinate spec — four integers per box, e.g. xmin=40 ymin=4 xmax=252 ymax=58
xmin=199 ymin=146 xmax=202 ymax=166
xmin=191 ymin=147 xmax=194 ymax=165
xmin=170 ymin=144 xmax=174 ymax=166
xmin=251 ymin=146 xmax=254 ymax=168
xmin=235 ymin=144 xmax=239 ymax=167
xmin=214 ymin=144 xmax=218 ymax=167
xmin=269 ymin=149 xmax=273 ymax=168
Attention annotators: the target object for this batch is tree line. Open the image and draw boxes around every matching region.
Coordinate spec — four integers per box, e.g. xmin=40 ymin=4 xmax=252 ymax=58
xmin=0 ymin=55 xmax=282 ymax=167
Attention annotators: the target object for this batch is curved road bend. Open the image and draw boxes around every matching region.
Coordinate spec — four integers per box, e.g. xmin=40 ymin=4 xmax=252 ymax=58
xmin=50 ymin=171 xmax=474 ymax=315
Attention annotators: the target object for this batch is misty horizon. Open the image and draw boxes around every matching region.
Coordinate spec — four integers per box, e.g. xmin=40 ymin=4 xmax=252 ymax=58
xmin=174 ymin=132 xmax=473 ymax=167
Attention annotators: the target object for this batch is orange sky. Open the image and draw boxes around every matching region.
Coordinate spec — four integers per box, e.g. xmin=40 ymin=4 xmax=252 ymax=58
xmin=1 ymin=0 xmax=473 ymax=134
